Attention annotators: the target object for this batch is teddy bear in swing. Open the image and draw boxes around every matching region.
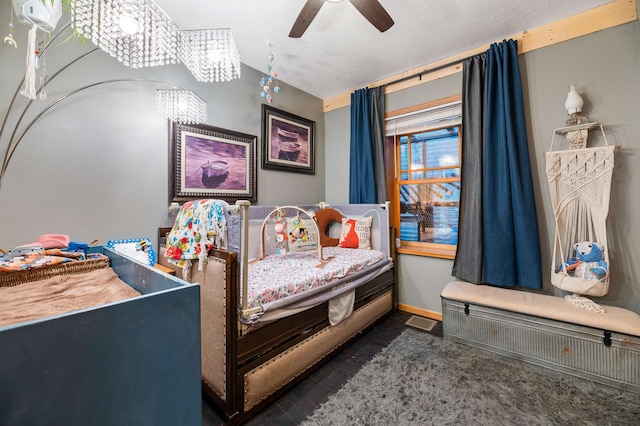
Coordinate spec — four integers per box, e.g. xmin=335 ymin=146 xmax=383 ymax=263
xmin=559 ymin=241 xmax=608 ymax=281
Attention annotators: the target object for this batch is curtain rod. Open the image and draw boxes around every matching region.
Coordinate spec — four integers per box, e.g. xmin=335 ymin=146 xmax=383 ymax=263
xmin=382 ymin=54 xmax=476 ymax=89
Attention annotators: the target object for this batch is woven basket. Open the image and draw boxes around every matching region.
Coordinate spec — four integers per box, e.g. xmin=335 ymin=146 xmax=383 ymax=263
xmin=0 ymin=254 xmax=110 ymax=288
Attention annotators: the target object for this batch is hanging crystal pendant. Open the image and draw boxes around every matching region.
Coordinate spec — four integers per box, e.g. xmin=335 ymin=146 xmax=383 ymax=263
xmin=259 ymin=43 xmax=280 ymax=102
xmin=178 ymin=29 xmax=241 ymax=82
xmin=155 ymin=89 xmax=207 ymax=124
xmin=72 ymin=0 xmax=180 ymax=68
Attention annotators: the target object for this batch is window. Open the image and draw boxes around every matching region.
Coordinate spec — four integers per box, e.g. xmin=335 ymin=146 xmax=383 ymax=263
xmin=385 ymin=95 xmax=461 ymax=259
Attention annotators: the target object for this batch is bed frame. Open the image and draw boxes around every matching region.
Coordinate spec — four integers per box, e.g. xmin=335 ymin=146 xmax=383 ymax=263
xmin=0 ymin=247 xmax=201 ymax=425
xmin=159 ymin=201 xmax=396 ymax=424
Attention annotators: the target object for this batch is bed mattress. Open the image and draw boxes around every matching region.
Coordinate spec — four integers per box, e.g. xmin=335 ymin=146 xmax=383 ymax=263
xmin=247 ymin=247 xmax=391 ymax=313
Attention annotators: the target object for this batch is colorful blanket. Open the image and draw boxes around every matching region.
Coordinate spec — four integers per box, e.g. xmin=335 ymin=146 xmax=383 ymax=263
xmin=1 ymin=249 xmax=86 ymax=272
xmin=165 ymin=199 xmax=228 ymax=279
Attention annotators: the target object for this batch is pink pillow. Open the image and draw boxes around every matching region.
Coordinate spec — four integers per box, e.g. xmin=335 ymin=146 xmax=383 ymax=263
xmin=34 ymin=234 xmax=70 ymax=249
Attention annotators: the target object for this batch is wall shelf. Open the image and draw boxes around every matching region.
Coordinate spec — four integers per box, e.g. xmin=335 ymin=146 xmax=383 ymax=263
xmin=554 ymin=122 xmax=602 ymax=135
xmin=547 ymin=122 xmax=621 ymax=152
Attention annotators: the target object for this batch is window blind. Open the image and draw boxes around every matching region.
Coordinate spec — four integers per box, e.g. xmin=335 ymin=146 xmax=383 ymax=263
xmin=386 ymin=100 xmax=462 ymax=135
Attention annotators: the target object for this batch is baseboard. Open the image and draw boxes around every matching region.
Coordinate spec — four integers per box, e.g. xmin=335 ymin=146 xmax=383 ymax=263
xmin=398 ymin=304 xmax=442 ymax=321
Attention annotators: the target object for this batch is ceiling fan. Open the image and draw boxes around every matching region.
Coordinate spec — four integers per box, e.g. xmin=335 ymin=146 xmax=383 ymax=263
xmin=289 ymin=0 xmax=394 ymax=38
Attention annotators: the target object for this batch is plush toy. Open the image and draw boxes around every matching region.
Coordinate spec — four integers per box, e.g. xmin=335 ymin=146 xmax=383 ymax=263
xmin=314 ymin=208 xmax=343 ymax=247
xmin=288 ymin=216 xmax=308 ymax=243
xmin=559 ymin=241 xmax=608 ymax=281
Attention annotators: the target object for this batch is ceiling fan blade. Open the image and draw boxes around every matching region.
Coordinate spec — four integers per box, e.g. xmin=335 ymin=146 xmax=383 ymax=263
xmin=349 ymin=0 xmax=394 ymax=33
xmin=289 ymin=0 xmax=325 ymax=38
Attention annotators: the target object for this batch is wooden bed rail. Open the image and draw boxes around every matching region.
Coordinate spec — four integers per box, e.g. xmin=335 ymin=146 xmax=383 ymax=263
xmin=237 ymin=205 xmax=336 ymax=322
xmin=232 ymin=200 xmax=392 ymax=322
xmin=234 ymin=200 xmax=251 ymax=317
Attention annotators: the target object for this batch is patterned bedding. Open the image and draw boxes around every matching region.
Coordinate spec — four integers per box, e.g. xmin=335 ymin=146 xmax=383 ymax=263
xmin=1 ymin=249 xmax=87 ymax=272
xmin=247 ymin=246 xmax=389 ymax=310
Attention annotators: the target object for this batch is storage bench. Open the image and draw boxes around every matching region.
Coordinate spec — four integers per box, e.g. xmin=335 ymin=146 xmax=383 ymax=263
xmin=441 ymin=280 xmax=640 ymax=393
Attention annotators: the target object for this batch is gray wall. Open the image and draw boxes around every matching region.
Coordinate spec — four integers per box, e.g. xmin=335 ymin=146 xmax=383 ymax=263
xmin=326 ymin=20 xmax=640 ymax=314
xmin=2 ymin=3 xmax=639 ymax=316
xmin=0 ymin=4 xmax=324 ymax=249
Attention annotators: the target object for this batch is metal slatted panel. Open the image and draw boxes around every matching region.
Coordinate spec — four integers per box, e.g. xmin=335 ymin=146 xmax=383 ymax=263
xmin=442 ymin=299 xmax=640 ymax=393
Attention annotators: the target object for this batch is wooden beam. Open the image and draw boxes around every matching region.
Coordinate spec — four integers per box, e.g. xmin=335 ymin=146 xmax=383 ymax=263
xmin=323 ymin=0 xmax=637 ymax=112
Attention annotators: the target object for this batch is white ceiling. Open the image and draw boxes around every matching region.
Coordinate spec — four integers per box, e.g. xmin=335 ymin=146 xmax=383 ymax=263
xmin=153 ymin=0 xmax=613 ymax=100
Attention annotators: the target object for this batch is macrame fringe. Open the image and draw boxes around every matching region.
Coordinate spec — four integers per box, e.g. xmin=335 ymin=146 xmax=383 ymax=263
xmin=564 ymin=294 xmax=605 ymax=314
xmin=21 ymin=24 xmax=38 ymax=100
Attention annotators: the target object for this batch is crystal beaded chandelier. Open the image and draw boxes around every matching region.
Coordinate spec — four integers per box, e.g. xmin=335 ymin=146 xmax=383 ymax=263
xmin=70 ymin=0 xmax=242 ymax=83
xmin=69 ymin=0 xmax=242 ymax=123
xmin=72 ymin=0 xmax=180 ymax=68
xmin=155 ymin=89 xmax=207 ymax=124
xmin=178 ymin=29 xmax=241 ymax=83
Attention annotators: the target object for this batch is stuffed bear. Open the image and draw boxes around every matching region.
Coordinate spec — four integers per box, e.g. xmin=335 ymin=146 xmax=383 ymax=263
xmin=559 ymin=241 xmax=608 ymax=281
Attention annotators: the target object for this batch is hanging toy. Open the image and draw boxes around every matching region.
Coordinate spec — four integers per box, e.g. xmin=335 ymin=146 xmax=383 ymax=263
xmin=3 ymin=7 xmax=17 ymax=48
xmin=259 ymin=43 xmax=281 ymax=103
xmin=288 ymin=214 xmax=308 ymax=243
xmin=274 ymin=208 xmax=288 ymax=254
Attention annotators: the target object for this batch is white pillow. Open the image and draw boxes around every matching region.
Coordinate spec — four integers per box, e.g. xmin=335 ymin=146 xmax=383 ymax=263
xmin=286 ymin=217 xmax=318 ymax=252
xmin=338 ymin=216 xmax=372 ymax=249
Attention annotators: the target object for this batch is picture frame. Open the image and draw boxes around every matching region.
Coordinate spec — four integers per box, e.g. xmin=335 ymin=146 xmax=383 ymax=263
xmin=261 ymin=104 xmax=315 ymax=174
xmin=169 ymin=122 xmax=257 ymax=203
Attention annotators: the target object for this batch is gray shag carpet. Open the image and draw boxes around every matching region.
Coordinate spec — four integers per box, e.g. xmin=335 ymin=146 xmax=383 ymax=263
xmin=302 ymin=328 xmax=640 ymax=425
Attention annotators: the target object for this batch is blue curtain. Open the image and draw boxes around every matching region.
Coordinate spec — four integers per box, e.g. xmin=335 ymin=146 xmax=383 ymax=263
xmin=349 ymin=88 xmax=377 ymax=204
xmin=482 ymin=39 xmax=542 ymax=289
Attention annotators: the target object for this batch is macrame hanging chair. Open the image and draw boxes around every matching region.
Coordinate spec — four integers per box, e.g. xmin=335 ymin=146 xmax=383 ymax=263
xmin=545 ymin=124 xmax=615 ymax=312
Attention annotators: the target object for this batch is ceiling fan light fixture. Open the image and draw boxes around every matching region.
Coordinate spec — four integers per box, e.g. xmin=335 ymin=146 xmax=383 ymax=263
xmin=289 ymin=0 xmax=393 ymax=38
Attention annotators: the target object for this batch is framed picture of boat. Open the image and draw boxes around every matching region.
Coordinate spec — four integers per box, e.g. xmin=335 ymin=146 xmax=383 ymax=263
xmin=261 ymin=104 xmax=315 ymax=174
xmin=169 ymin=122 xmax=257 ymax=203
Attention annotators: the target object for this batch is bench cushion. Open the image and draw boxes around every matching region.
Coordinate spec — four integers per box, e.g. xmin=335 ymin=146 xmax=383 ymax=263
xmin=441 ymin=281 xmax=640 ymax=337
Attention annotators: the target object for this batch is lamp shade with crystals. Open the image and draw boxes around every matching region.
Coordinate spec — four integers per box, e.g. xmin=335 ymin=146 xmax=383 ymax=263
xmin=155 ymin=89 xmax=207 ymax=124
xmin=70 ymin=0 xmax=242 ymax=83
xmin=178 ymin=29 xmax=241 ymax=82
xmin=72 ymin=0 xmax=180 ymax=68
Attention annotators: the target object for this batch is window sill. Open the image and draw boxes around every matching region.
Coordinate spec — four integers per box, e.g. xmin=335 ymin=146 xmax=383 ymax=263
xmin=396 ymin=243 xmax=456 ymax=260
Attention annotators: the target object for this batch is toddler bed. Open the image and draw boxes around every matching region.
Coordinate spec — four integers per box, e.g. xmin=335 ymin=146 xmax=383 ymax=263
xmin=0 ymin=247 xmax=201 ymax=426
xmin=159 ymin=200 xmax=396 ymax=424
